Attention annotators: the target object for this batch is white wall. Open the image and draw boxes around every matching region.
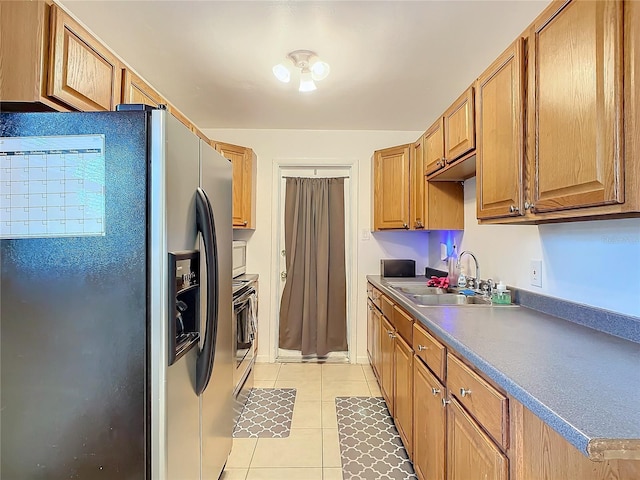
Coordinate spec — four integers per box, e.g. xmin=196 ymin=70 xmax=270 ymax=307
xmin=428 ymin=178 xmax=640 ymax=318
xmin=204 ymin=128 xmax=426 ymax=363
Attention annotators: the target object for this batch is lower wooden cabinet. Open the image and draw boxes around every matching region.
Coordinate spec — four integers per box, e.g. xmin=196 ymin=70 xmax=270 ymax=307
xmin=394 ymin=334 xmax=413 ymax=458
xmin=413 ymin=358 xmax=446 ymax=480
xmin=447 ymin=398 xmax=509 ymax=480
xmin=380 ymin=315 xmax=395 ymax=415
xmin=366 ymin=300 xmax=380 ymax=379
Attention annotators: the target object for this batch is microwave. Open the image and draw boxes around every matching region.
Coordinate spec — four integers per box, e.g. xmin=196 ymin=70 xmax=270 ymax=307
xmin=232 ymin=241 xmax=247 ymax=278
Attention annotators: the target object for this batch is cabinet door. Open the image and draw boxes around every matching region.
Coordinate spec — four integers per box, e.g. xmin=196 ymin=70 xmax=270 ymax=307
xmin=216 ymin=142 xmax=252 ymax=228
xmin=373 ymin=145 xmax=411 ymax=230
xmin=394 ymin=334 xmax=413 ymax=458
xmin=444 ymin=87 xmax=475 ymax=162
xmin=447 ymin=398 xmax=508 ymax=480
xmin=410 ymin=139 xmax=425 ymax=229
xmin=424 ymin=119 xmax=446 ymax=176
xmin=528 ymin=0 xmax=623 ymax=213
xmin=380 ymin=316 xmax=395 ymax=416
xmin=121 ymin=69 xmax=165 ymax=107
xmin=413 ymin=359 xmax=445 ymax=480
xmin=476 ymin=39 xmax=525 ymax=220
xmin=48 ymin=5 xmax=122 ymax=111
xmin=367 ymin=301 xmax=380 ymax=378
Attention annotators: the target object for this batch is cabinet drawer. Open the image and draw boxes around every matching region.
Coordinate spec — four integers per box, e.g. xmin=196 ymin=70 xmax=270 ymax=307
xmin=370 ymin=287 xmax=382 ymax=310
xmin=381 ymin=294 xmax=394 ymax=320
xmin=392 ymin=305 xmax=413 ymax=344
xmin=447 ymin=353 xmax=508 ymax=449
xmin=413 ymin=323 xmax=446 ymax=382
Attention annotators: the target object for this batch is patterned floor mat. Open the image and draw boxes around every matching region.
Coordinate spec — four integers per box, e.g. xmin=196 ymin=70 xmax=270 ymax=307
xmin=233 ymin=388 xmax=296 ymax=438
xmin=336 ymin=397 xmax=417 ymax=480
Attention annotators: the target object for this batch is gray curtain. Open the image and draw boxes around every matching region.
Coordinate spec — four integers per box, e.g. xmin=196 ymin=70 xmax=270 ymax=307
xmin=279 ymin=177 xmax=348 ymax=356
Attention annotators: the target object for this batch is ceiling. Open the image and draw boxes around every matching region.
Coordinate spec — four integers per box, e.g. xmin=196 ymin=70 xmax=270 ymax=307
xmin=60 ymin=1 xmax=549 ymax=131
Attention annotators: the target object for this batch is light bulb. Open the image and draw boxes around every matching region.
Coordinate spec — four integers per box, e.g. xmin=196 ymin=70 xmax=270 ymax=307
xmin=299 ymin=69 xmax=317 ymax=92
xmin=310 ymin=60 xmax=330 ymax=81
xmin=272 ymin=63 xmax=291 ymax=83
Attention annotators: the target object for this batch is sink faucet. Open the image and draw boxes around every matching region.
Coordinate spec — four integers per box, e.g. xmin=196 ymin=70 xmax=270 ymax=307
xmin=457 ymin=251 xmax=480 ymax=290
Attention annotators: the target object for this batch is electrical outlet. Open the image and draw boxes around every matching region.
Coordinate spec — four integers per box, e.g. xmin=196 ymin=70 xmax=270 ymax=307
xmin=530 ymin=259 xmax=542 ymax=287
xmin=360 ymin=229 xmax=370 ymax=241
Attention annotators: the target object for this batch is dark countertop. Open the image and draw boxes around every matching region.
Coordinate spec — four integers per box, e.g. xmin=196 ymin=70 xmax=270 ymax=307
xmin=367 ymin=275 xmax=640 ymax=461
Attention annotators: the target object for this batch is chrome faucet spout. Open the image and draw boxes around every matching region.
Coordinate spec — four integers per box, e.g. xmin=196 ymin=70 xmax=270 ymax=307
xmin=457 ymin=251 xmax=480 ymax=290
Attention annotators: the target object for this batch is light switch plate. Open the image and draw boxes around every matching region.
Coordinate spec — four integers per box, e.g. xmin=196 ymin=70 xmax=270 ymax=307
xmin=530 ymin=259 xmax=542 ymax=287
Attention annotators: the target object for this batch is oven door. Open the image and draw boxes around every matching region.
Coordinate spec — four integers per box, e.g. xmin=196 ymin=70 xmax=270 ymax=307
xmin=233 ymin=287 xmax=256 ymax=390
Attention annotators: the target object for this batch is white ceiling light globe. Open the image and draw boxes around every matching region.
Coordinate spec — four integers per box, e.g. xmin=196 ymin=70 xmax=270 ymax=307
xmin=298 ymin=69 xmax=317 ymax=92
xmin=310 ymin=60 xmax=330 ymax=81
xmin=272 ymin=63 xmax=291 ymax=83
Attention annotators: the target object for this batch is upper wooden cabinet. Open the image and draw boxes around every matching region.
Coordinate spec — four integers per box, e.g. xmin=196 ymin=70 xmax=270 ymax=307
xmin=424 ymin=118 xmax=446 ymax=176
xmin=373 ymin=145 xmax=412 ymax=230
xmin=478 ymin=0 xmax=640 ymax=224
xmin=48 ymin=5 xmax=122 ymax=111
xmin=476 ymin=38 xmax=525 ymax=220
xmin=410 ymin=139 xmax=426 ymax=229
xmin=444 ymin=86 xmax=476 ymax=163
xmin=373 ymin=143 xmax=464 ymax=231
xmin=215 ymin=142 xmax=257 ymax=229
xmin=121 ymin=69 xmax=165 ymax=107
xmin=528 ymin=0 xmax=623 ymax=215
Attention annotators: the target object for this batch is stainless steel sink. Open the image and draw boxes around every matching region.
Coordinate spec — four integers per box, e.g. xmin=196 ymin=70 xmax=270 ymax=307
xmin=407 ymin=293 xmax=492 ymax=306
xmin=391 ymin=285 xmax=448 ymax=295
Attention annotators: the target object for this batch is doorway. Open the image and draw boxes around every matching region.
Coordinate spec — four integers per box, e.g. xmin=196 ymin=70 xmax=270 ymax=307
xmin=271 ymin=162 xmax=357 ymax=364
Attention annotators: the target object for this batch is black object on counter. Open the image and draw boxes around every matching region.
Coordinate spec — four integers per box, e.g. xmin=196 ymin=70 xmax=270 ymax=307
xmin=380 ymin=259 xmax=416 ymax=277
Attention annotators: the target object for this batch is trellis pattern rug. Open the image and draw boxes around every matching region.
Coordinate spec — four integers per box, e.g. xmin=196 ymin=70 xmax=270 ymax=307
xmin=336 ymin=396 xmax=417 ymax=480
xmin=232 ymin=388 xmax=296 ymax=438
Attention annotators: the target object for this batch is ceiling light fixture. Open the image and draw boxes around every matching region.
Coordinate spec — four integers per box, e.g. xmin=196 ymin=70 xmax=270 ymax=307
xmin=272 ymin=50 xmax=330 ymax=93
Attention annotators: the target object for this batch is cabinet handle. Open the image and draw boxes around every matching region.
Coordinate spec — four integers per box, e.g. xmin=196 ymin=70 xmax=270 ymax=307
xmin=509 ymin=205 xmax=519 ymax=213
xmin=442 ymin=397 xmax=451 ymax=407
xmin=417 ymin=344 xmax=427 ymax=351
xmin=389 ymin=333 xmax=396 ymax=339
xmin=525 ymin=201 xmax=535 ymax=212
xmin=243 ymin=220 xmax=248 ymax=226
xmin=460 ymin=388 xmax=472 ymax=397
xmin=431 ymin=387 xmax=441 ymax=395
xmin=402 ymin=223 xmax=409 ymax=229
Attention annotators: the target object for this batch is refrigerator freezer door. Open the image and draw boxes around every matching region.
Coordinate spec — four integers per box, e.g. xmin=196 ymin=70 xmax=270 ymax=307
xmin=151 ymin=110 xmax=201 ymax=480
xmin=0 ymin=111 xmax=149 ymax=479
xmin=199 ymin=139 xmax=234 ymax=480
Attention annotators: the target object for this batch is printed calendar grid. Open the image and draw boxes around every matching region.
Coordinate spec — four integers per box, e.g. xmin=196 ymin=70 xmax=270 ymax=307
xmin=0 ymin=135 xmax=106 ymax=239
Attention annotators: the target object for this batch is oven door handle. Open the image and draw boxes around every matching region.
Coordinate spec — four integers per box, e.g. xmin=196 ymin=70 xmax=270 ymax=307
xmin=195 ymin=187 xmax=219 ymax=395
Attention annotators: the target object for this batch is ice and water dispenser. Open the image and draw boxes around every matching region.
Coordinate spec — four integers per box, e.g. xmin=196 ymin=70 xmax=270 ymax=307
xmin=168 ymin=251 xmax=200 ymax=365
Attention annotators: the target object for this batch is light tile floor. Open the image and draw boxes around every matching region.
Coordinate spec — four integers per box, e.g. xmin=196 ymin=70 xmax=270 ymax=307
xmin=221 ymin=362 xmax=381 ymax=480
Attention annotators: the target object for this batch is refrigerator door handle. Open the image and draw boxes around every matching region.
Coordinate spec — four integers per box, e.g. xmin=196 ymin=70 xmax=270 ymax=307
xmin=195 ymin=187 xmax=219 ymax=395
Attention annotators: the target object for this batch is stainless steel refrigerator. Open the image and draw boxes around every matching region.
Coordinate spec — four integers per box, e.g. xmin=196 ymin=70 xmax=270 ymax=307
xmin=0 ymin=107 xmax=233 ymax=480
